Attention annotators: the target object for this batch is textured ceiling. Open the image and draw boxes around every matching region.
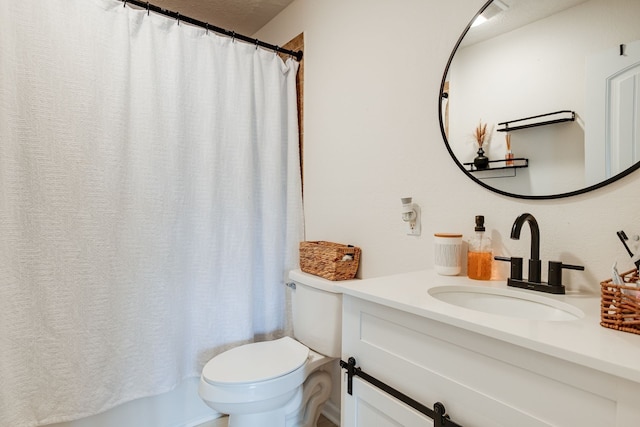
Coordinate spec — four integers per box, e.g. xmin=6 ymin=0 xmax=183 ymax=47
xmin=462 ymin=0 xmax=589 ymax=47
xmin=149 ymin=0 xmax=296 ymax=35
xmin=144 ymin=0 xmax=590 ymax=44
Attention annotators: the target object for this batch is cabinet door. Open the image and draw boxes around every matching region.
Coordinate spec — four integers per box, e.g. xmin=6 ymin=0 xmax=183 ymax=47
xmin=342 ymin=376 xmax=433 ymax=427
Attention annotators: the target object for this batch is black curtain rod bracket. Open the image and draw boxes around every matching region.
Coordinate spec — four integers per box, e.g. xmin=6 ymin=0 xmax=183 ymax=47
xmin=119 ymin=0 xmax=303 ymax=61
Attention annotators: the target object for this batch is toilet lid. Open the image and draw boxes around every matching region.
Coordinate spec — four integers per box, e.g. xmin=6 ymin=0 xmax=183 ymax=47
xmin=202 ymin=336 xmax=309 ymax=385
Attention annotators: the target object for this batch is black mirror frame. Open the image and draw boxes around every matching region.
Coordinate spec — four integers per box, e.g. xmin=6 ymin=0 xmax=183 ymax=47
xmin=438 ymin=0 xmax=640 ymax=200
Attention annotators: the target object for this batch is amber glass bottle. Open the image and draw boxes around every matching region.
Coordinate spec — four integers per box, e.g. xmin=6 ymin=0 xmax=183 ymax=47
xmin=468 ymin=215 xmax=492 ymax=280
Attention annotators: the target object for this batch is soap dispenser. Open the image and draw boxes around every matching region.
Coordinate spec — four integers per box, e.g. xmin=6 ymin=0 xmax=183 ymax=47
xmin=468 ymin=215 xmax=492 ymax=280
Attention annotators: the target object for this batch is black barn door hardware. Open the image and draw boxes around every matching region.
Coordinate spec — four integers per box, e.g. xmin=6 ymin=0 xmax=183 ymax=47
xmin=340 ymin=357 xmax=464 ymax=427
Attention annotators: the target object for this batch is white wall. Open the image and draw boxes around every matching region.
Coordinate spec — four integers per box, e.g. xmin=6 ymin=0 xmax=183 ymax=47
xmin=255 ymin=0 xmax=639 ymax=287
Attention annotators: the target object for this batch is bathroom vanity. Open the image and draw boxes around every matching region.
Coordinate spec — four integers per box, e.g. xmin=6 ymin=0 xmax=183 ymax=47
xmin=335 ymin=270 xmax=640 ymax=427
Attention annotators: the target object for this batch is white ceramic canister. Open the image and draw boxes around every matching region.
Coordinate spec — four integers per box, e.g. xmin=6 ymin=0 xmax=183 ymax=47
xmin=434 ymin=233 xmax=463 ymax=276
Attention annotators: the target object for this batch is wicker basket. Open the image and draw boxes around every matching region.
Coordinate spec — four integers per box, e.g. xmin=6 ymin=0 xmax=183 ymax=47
xmin=299 ymin=241 xmax=360 ymax=281
xmin=600 ymin=268 xmax=640 ymax=335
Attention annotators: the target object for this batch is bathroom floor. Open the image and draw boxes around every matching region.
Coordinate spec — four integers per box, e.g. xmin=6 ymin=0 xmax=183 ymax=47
xmin=200 ymin=414 xmax=337 ymax=426
xmin=317 ymin=415 xmax=338 ymax=427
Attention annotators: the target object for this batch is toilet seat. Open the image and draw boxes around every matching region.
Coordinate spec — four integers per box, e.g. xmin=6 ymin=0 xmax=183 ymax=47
xmin=202 ymin=336 xmax=309 ymax=385
xmin=198 ymin=271 xmax=342 ymax=426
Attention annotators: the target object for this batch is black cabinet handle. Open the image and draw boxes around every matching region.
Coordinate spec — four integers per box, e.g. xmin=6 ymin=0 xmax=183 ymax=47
xmin=548 ymin=261 xmax=584 ymax=287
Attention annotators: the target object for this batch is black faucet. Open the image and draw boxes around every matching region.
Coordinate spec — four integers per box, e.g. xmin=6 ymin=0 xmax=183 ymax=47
xmin=495 ymin=213 xmax=584 ymax=294
xmin=510 ymin=213 xmax=541 ymax=283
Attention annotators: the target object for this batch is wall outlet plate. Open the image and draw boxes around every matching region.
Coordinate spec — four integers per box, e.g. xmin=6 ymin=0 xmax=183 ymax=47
xmin=407 ymin=205 xmax=421 ymax=236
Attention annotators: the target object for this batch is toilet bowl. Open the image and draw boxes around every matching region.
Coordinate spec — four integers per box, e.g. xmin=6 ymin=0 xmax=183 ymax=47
xmin=198 ymin=270 xmax=344 ymax=427
xmin=198 ymin=337 xmax=333 ymax=427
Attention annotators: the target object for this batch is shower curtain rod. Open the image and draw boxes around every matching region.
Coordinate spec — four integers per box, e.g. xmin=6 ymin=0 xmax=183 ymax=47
xmin=119 ymin=0 xmax=303 ymax=61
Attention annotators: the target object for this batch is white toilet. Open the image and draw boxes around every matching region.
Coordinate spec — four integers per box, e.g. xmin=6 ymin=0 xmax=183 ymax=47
xmin=198 ymin=269 xmax=343 ymax=427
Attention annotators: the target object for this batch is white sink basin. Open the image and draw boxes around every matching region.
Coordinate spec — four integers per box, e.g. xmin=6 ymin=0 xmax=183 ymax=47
xmin=428 ymin=285 xmax=584 ymax=321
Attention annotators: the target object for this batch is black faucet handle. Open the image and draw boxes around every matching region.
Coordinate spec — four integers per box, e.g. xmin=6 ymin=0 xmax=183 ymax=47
xmin=548 ymin=261 xmax=585 ymax=287
xmin=494 ymin=256 xmax=523 ymax=280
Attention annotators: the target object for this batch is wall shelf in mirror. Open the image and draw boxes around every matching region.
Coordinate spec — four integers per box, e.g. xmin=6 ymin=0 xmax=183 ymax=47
xmin=497 ymin=110 xmax=575 ymax=133
xmin=463 ymin=158 xmax=528 ymax=179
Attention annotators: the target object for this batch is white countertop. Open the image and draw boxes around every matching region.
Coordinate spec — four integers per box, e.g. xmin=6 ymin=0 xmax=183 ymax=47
xmin=290 ymin=269 xmax=640 ymax=384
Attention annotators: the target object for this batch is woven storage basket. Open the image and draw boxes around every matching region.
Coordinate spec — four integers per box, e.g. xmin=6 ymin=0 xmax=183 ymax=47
xmin=600 ymin=268 xmax=640 ymax=335
xmin=299 ymin=241 xmax=360 ymax=281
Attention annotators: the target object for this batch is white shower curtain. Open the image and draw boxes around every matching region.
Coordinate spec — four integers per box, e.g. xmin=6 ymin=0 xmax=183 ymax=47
xmin=0 ymin=0 xmax=303 ymax=425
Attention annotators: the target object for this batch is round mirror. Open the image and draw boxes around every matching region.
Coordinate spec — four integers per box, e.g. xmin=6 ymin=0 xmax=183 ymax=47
xmin=440 ymin=0 xmax=640 ymax=199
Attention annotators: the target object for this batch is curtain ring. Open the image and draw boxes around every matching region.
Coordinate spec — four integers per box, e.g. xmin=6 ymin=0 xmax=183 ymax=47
xmin=205 ymin=23 xmax=209 ymax=34
xmin=255 ymin=39 xmax=259 ymax=50
xmin=146 ymin=2 xmax=150 ymax=15
xmin=231 ymin=31 xmax=236 ymax=43
xmin=274 ymin=46 xmax=279 ymax=56
xmin=176 ymin=12 xmax=180 ymax=25
xmin=123 ymin=0 xmax=127 ymax=7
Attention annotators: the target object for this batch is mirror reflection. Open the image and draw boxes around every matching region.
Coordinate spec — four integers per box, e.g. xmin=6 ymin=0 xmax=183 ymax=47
xmin=441 ymin=0 xmax=640 ymax=198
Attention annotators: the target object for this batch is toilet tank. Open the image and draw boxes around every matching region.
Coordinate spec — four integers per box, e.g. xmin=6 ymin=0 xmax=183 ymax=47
xmin=288 ymin=270 xmax=344 ymax=358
